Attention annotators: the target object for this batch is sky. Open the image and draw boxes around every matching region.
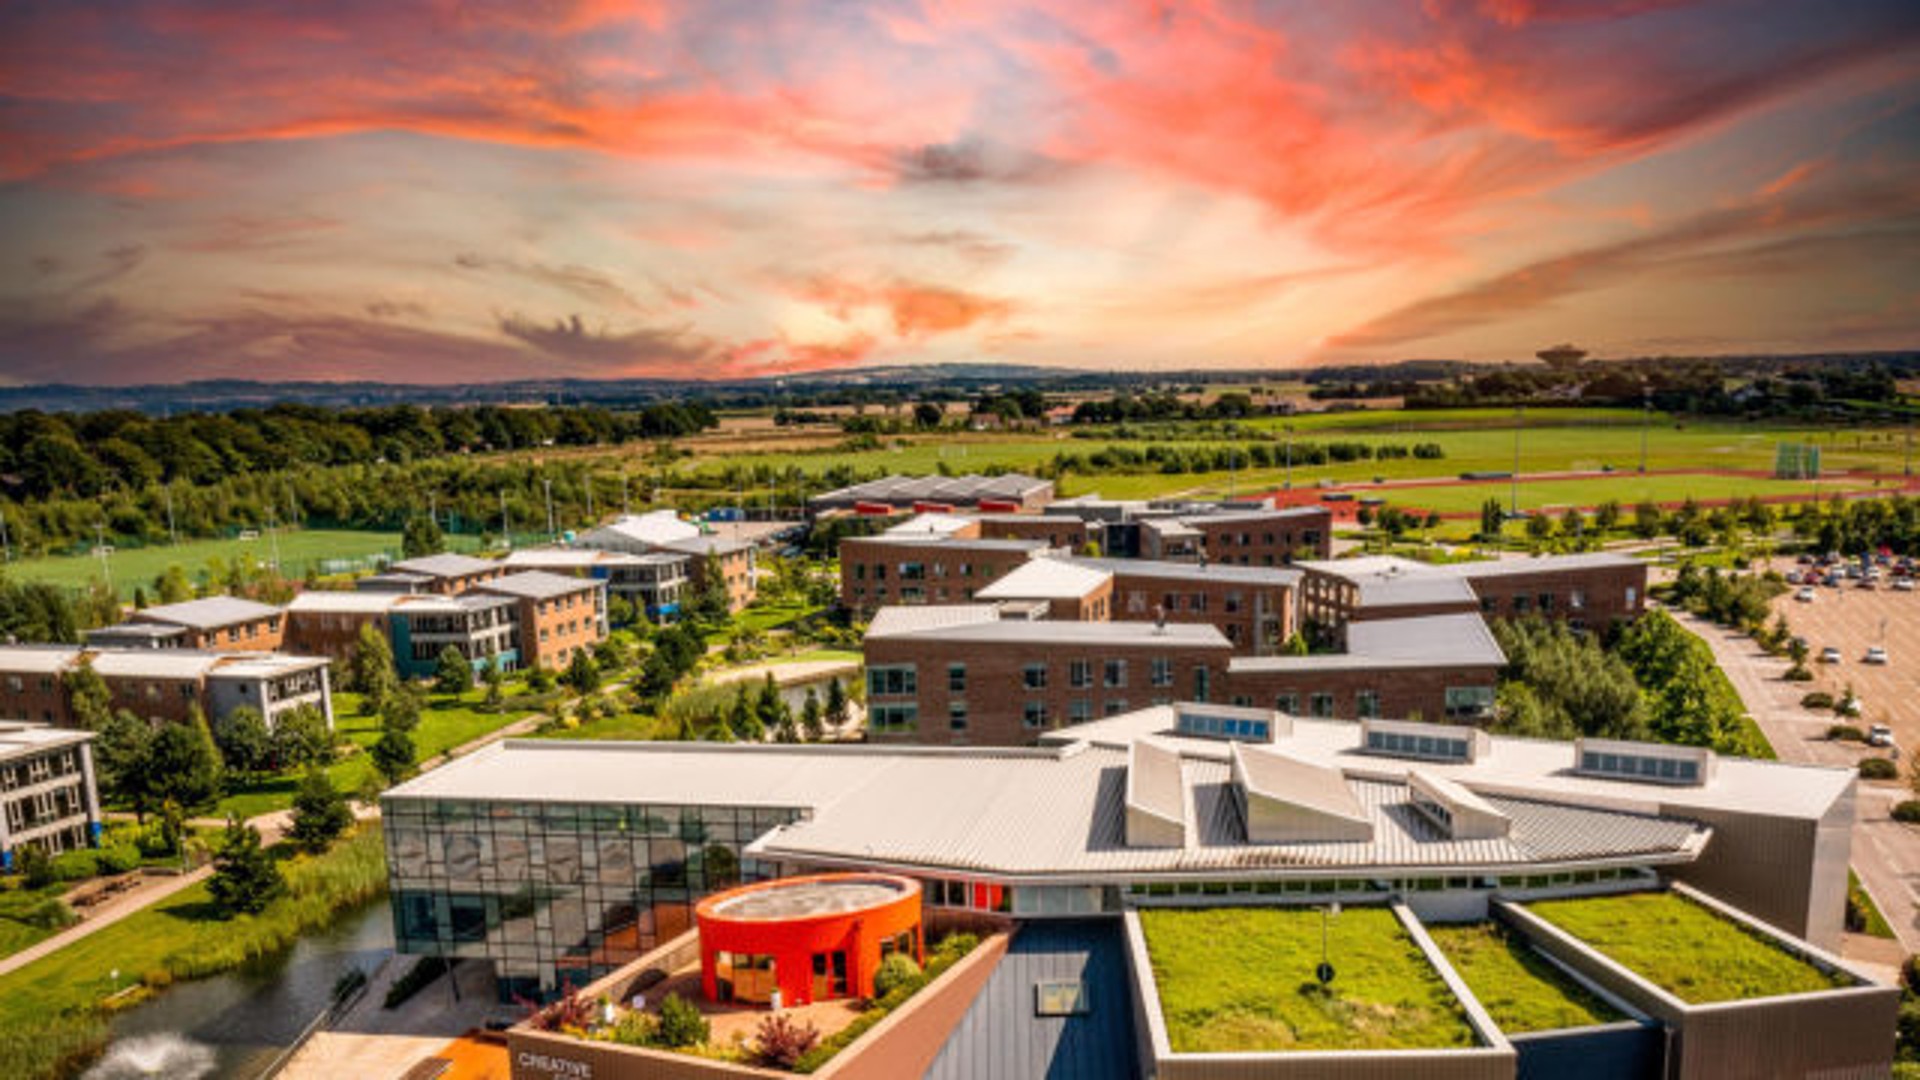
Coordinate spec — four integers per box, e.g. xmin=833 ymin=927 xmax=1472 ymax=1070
xmin=1 ymin=0 xmax=1917 ymax=386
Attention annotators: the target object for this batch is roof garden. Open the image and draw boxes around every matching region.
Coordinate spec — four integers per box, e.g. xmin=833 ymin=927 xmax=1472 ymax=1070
xmin=1426 ymin=923 xmax=1622 ymax=1034
xmin=1526 ymin=891 xmax=1850 ymax=1004
xmin=1138 ymin=906 xmax=1477 ymax=1053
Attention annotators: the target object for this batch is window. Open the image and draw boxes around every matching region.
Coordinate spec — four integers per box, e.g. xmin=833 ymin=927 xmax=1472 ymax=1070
xmin=1309 ymin=692 xmax=1335 ymax=718
xmin=1193 ymin=666 xmax=1210 ymax=703
xmin=1538 ymin=593 xmax=1554 ymax=613
xmin=1150 ymin=658 xmax=1173 ymax=688
xmin=1626 ymin=586 xmax=1638 ymax=607
xmin=1480 ymin=595 xmax=1497 ymax=613
xmin=1356 ymin=690 xmax=1380 ymax=719
xmin=1366 ymin=729 xmax=1471 ymax=762
xmin=1104 ymin=659 xmax=1127 ymax=688
xmin=1511 ymin=594 xmax=1531 ymax=614
xmin=870 ymin=703 xmax=918 ymax=732
xmin=1068 ymin=699 xmax=1092 ymax=724
xmin=1105 ymin=699 xmax=1128 ymax=716
xmin=868 ymin=665 xmax=917 ymax=697
xmin=1274 ymin=693 xmax=1299 ymax=714
xmin=1035 ymin=979 xmax=1089 ymax=1016
xmin=1068 ymin=660 xmax=1093 ymax=689
xmin=1579 ymin=749 xmax=1703 ymax=785
xmin=1023 ymin=663 xmax=1048 ymax=690
xmin=1570 ymin=589 xmax=1586 ymax=610
xmin=1444 ymin=686 xmax=1495 ymax=719
xmin=949 ymin=701 xmax=968 ymax=731
xmin=948 ymin=664 xmax=967 ymax=693
xmin=1023 ymin=701 xmax=1049 ymax=728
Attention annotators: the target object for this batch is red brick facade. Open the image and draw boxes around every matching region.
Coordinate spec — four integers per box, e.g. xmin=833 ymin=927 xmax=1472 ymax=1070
xmin=127 ymin=611 xmax=284 ymax=652
xmin=839 ymin=538 xmax=1043 ymax=614
xmin=1188 ymin=508 xmax=1333 ymax=566
xmin=1105 ymin=569 xmax=1296 ymax=654
xmin=1222 ymin=663 xmax=1501 ymax=724
xmin=974 ymin=515 xmax=1093 ymax=551
xmin=1460 ymin=563 xmax=1646 ymax=629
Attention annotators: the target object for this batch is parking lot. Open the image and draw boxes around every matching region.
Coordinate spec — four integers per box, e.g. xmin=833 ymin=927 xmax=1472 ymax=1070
xmin=1772 ymin=558 xmax=1920 ymax=751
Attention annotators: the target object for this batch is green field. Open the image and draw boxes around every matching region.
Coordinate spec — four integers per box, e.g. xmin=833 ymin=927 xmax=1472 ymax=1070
xmin=211 ymin=687 xmax=534 ymax=818
xmin=1 ymin=528 xmax=486 ymax=590
xmin=1139 ymin=906 xmax=1477 ymax=1052
xmin=1426 ymin=923 xmax=1622 ymax=1033
xmin=1528 ymin=892 xmax=1848 ymax=1003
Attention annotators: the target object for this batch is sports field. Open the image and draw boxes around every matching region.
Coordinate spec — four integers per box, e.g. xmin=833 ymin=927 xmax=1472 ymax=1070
xmin=0 ymin=529 xmax=483 ymax=590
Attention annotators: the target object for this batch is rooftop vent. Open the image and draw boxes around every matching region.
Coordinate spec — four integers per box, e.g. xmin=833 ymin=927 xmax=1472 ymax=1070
xmin=1574 ymin=737 xmax=1713 ymax=787
xmin=1125 ymin=740 xmax=1187 ymax=849
xmin=1406 ymin=770 xmax=1510 ymax=840
xmin=1230 ymin=743 xmax=1373 ymax=844
xmin=1361 ymin=718 xmax=1487 ymax=764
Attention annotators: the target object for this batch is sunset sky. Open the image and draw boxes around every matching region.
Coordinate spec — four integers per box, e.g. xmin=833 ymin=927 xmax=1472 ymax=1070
xmin=1 ymin=0 xmax=1917 ymax=385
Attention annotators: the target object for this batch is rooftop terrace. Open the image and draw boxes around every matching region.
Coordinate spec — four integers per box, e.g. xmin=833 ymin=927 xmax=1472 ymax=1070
xmin=1426 ymin=922 xmax=1622 ymax=1033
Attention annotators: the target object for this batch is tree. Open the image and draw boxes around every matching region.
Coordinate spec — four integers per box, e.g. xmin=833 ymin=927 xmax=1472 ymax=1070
xmin=381 ymin=683 xmax=423 ymax=733
xmin=1479 ymin=498 xmax=1505 ymax=541
xmin=824 ymin=677 xmax=849 ymax=731
xmin=562 ymin=649 xmax=601 ymax=695
xmin=1593 ymin=500 xmax=1622 ymax=533
xmin=605 ymin=592 xmax=636 ymax=628
xmin=754 ymin=673 xmax=789 ymax=735
xmin=65 ymin=658 xmax=114 ymax=731
xmin=212 ymin=705 xmax=273 ymax=780
xmin=95 ymin=709 xmax=156 ymax=818
xmin=208 ymin=817 xmax=285 ymax=916
xmin=155 ymin=564 xmax=195 ymax=604
xmin=288 ymin=767 xmax=353 ymax=854
xmin=800 ymin=689 xmax=824 ymax=741
xmin=371 ymin=725 xmax=417 ymax=787
xmin=434 ymin=645 xmax=472 ymax=695
xmin=0 ymin=575 xmax=81 ymax=644
xmin=350 ymin=623 xmax=399 ymax=714
xmin=146 ymin=707 xmax=224 ymax=813
xmin=1632 ymin=501 xmax=1663 ymax=539
xmin=912 ymin=401 xmax=944 ymax=429
xmin=727 ymin=686 xmax=762 ymax=742
xmin=481 ymin=662 xmax=506 ymax=712
xmin=271 ymin=705 xmax=336 ymax=770
xmin=1524 ymin=513 xmax=1554 ymax=542
xmin=654 ymin=992 xmax=710 ymax=1049
xmin=689 ymin=553 xmax=731 ymax=626
xmin=401 ymin=514 xmax=444 ymax=559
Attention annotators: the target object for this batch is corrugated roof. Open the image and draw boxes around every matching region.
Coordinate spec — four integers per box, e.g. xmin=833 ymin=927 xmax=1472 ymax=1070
xmin=210 ymin=653 xmax=328 ymax=678
xmin=976 ymin=559 xmax=1112 ymax=601
xmin=502 ymin=548 xmax=647 ymax=569
xmin=1184 ymin=507 xmax=1330 ymax=526
xmin=583 ymin=511 xmax=701 ymax=548
xmin=1067 ymin=557 xmax=1301 ymax=587
xmin=133 ymin=596 xmax=281 ymax=629
xmin=0 ymin=723 xmax=94 ymax=761
xmin=883 ymin=513 xmax=977 ymax=536
xmin=1299 ymin=556 xmax=1481 ymax=608
xmin=866 ymin=605 xmax=1001 ymax=638
xmin=1229 ymin=613 xmax=1505 ymax=674
xmin=390 ymin=553 xmax=498 ymax=578
xmin=811 ymin=473 xmax=1051 ymax=505
xmin=923 ymin=921 xmax=1140 ymax=1080
xmin=1233 ymin=743 xmax=1371 ymax=827
xmin=869 ymin=617 xmax=1231 ymax=648
xmin=852 ymin=534 xmax=1049 ymax=553
xmin=658 ymin=534 xmax=753 ymax=557
xmin=474 ymin=571 xmax=602 ymax=600
xmin=1441 ymin=552 xmax=1646 ymax=580
xmin=0 ymin=646 xmax=82 ymax=675
xmin=287 ymin=591 xmax=403 ymax=614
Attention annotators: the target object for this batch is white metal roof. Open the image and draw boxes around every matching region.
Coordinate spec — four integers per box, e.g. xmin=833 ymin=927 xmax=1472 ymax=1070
xmin=503 ymin=547 xmax=645 ymax=569
xmin=209 ymin=653 xmax=329 ymax=678
xmin=390 ymin=553 xmax=498 ymax=578
xmin=1228 ymin=613 xmax=1505 ymax=674
xmin=1299 ymin=556 xmax=1480 ymax=608
xmin=867 ymin=605 xmax=1003 ymax=638
xmin=1233 ymin=742 xmax=1372 ymax=827
xmin=0 ymin=723 xmax=93 ymax=760
xmin=976 ymin=558 xmax=1112 ymax=601
xmin=583 ymin=511 xmax=702 ymax=548
xmin=133 ymin=596 xmax=281 ymax=629
xmin=867 ymin=615 xmax=1230 ymax=648
xmin=1066 ymin=557 xmax=1302 ymax=587
xmin=1440 ymin=552 xmax=1645 ymax=580
xmin=884 ymin=513 xmax=977 ymax=537
xmin=474 ymin=571 xmax=602 ymax=600
xmin=287 ymin=591 xmax=404 ymax=615
xmin=86 ymin=650 xmax=222 ymax=679
xmin=0 ymin=646 xmax=82 ymax=675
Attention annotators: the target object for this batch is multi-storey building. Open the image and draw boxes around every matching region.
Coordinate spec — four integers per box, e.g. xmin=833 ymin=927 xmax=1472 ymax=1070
xmin=657 ymin=535 xmax=756 ymax=614
xmin=1071 ymin=557 xmax=1299 ymax=654
xmin=577 ymin=510 xmax=702 ymax=555
xmin=380 ymin=553 xmax=508 ymax=596
xmin=838 ymin=534 xmax=1050 ymax=614
xmin=0 ymin=646 xmax=333 ymax=731
xmin=861 ymin=606 xmax=1234 ymax=744
xmin=390 ymin=593 xmax=521 ymax=680
xmin=107 ymin=596 xmax=286 ymax=652
xmin=806 ymin=473 xmax=1054 ymax=516
xmin=473 ymin=572 xmax=607 ymax=671
xmin=975 ymin=559 xmax=1114 ymax=621
xmin=1224 ymin=613 xmax=1503 ymax=722
xmin=1299 ymin=554 xmax=1649 ymax=636
xmin=0 ymin=724 xmax=100 ymax=869
xmin=283 ymin=590 xmax=405 ymax=660
xmin=502 ymin=548 xmax=692 ymax=623
xmin=1182 ymin=506 xmax=1333 ymax=564
xmin=972 ymin=512 xmax=1094 ymax=551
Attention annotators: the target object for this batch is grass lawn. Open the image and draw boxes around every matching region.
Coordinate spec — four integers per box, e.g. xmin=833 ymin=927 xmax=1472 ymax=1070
xmin=1139 ymin=906 xmax=1476 ymax=1052
xmin=536 ymin=711 xmax=681 ymax=741
xmin=1528 ymin=892 xmax=1849 ymax=1004
xmin=4 ymin=528 xmax=485 ymax=590
xmin=1426 ymin=923 xmax=1622 ymax=1034
xmin=211 ymin=687 xmax=533 ymax=818
xmin=1849 ymin=870 xmax=1896 ymax=939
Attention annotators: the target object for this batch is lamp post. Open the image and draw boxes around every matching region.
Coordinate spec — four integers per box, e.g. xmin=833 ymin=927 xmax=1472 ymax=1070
xmin=1284 ymin=426 xmax=1295 ymax=491
xmin=1509 ymin=406 xmax=1524 ymax=519
xmin=1640 ymin=387 xmax=1651 ymax=475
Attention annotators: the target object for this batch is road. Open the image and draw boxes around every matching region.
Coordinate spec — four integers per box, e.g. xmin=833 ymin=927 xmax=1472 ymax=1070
xmin=1673 ymin=607 xmax=1920 ymax=958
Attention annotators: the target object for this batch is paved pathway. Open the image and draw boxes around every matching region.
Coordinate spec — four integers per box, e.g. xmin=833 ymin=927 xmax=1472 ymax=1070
xmin=1673 ymin=607 xmax=1920 ymax=955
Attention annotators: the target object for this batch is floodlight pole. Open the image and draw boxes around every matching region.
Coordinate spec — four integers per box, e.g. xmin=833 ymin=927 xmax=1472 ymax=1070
xmin=0 ymin=503 xmax=10 ymax=562
xmin=1284 ymin=426 xmax=1295 ymax=491
xmin=1640 ymin=387 xmax=1651 ymax=475
xmin=1510 ymin=406 xmax=1523 ymax=518
xmin=94 ymin=523 xmax=112 ymax=591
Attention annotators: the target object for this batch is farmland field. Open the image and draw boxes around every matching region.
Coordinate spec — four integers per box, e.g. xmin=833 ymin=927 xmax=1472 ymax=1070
xmin=1 ymin=528 xmax=489 ymax=590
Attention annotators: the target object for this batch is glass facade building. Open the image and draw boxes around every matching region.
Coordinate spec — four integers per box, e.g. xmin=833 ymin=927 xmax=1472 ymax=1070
xmin=382 ymin=794 xmax=800 ymax=1000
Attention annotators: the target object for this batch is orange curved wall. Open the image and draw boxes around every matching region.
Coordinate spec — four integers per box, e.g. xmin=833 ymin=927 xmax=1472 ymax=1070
xmin=695 ymin=874 xmax=922 ymax=1007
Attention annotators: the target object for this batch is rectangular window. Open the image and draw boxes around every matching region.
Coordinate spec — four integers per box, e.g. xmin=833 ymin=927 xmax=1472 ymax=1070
xmin=1023 ymin=663 xmax=1048 ymax=690
xmin=1570 ymin=589 xmax=1586 ymax=610
xmin=1105 ymin=699 xmax=1128 ymax=716
xmin=948 ymin=664 xmax=966 ymax=693
xmin=1192 ymin=666 xmax=1210 ymax=703
xmin=1035 ymin=979 xmax=1089 ymax=1017
xmin=1444 ymin=686 xmax=1495 ymax=719
xmin=870 ymin=703 xmax=918 ymax=732
xmin=1068 ymin=699 xmax=1092 ymax=724
xmin=1356 ymin=691 xmax=1380 ymax=719
xmin=1068 ymin=660 xmax=1093 ymax=689
xmin=1103 ymin=659 xmax=1127 ymax=688
xmin=1023 ymin=701 xmax=1049 ymax=728
xmin=1538 ymin=592 xmax=1554 ymax=613
xmin=949 ymin=701 xmax=968 ymax=731
xmin=867 ymin=665 xmax=917 ymax=697
xmin=1512 ymin=594 xmax=1531 ymax=613
xmin=1310 ymin=692 xmax=1335 ymax=718
xmin=1150 ymin=658 xmax=1173 ymax=687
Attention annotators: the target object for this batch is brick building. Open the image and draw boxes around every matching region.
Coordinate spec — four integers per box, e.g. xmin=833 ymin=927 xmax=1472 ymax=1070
xmin=115 ymin=596 xmax=286 ymax=652
xmin=283 ymin=590 xmax=404 ymax=660
xmin=861 ymin=606 xmax=1234 ymax=745
xmin=975 ymin=560 xmax=1114 ymax=621
xmin=390 ymin=593 xmax=521 ymax=680
xmin=501 ymin=548 xmax=692 ymax=623
xmin=807 ymin=473 xmax=1054 ymax=516
xmin=0 ymin=646 xmax=334 ymax=731
xmin=0 ymin=724 xmax=101 ymax=868
xmin=661 ymin=534 xmax=757 ymax=614
xmin=1453 ymin=552 xmax=1647 ymax=629
xmin=1297 ymin=557 xmax=1481 ymax=640
xmin=0 ymin=648 xmax=78 ymax=725
xmin=473 ymin=571 xmax=607 ymax=671
xmin=1223 ymin=613 xmax=1503 ymax=722
xmin=382 ymin=553 xmax=509 ymax=595
xmin=838 ymin=535 xmax=1050 ymax=614
xmin=1075 ymin=558 xmax=1300 ymax=655
xmin=1183 ymin=507 xmax=1333 ymax=565
xmin=973 ymin=513 xmax=1094 ymax=551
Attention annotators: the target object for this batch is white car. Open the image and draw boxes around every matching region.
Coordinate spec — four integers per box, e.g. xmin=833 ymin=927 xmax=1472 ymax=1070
xmin=1895 ymin=578 xmax=1916 ymax=592
xmin=1865 ymin=647 xmax=1890 ymax=665
xmin=1795 ymin=587 xmax=1817 ymax=603
xmin=1820 ymin=646 xmax=1843 ymax=664
xmin=1869 ymin=724 xmax=1895 ymax=747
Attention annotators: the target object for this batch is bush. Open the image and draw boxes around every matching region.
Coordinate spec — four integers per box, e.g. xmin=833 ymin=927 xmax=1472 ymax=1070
xmin=1894 ymin=801 xmax=1920 ymax=824
xmin=872 ymin=953 xmax=922 ymax=1000
xmin=1859 ymin=757 xmax=1899 ymax=780
xmin=1804 ymin=692 xmax=1837 ymax=710
xmin=1783 ymin=667 xmax=1814 ymax=682
xmin=603 ymin=1011 xmax=657 ymax=1047
xmin=654 ymin=991 xmax=709 ymax=1049
xmin=1827 ymin=724 xmax=1865 ymax=741
xmin=21 ymin=896 xmax=77 ymax=930
xmin=1903 ymin=953 xmax=1920 ymax=995
xmin=753 ymin=1012 xmax=820 ymax=1068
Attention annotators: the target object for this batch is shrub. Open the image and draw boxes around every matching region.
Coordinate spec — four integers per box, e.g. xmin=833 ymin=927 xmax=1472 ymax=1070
xmin=654 ymin=991 xmax=709 ymax=1049
xmin=1804 ymin=692 xmax=1837 ymax=710
xmin=1860 ymin=757 xmax=1899 ymax=780
xmin=604 ymin=1011 xmax=657 ymax=1047
xmin=1903 ymin=953 xmax=1920 ymax=995
xmin=1827 ymin=724 xmax=1865 ymax=741
xmin=22 ymin=896 xmax=76 ymax=930
xmin=872 ymin=953 xmax=922 ymax=1000
xmin=753 ymin=1012 xmax=820 ymax=1068
xmin=96 ymin=844 xmax=142 ymax=875
xmin=1893 ymin=801 xmax=1920 ymax=825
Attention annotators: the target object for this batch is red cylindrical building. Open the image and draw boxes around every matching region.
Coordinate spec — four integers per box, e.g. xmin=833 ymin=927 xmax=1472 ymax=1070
xmin=694 ymin=873 xmax=922 ymax=1008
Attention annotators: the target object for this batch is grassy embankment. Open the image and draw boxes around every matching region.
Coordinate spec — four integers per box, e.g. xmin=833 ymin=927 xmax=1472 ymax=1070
xmin=1426 ymin=923 xmax=1622 ymax=1034
xmin=0 ymin=825 xmax=387 ymax=1080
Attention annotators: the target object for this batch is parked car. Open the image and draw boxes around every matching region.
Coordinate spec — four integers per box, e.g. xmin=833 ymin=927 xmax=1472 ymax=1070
xmin=1865 ymin=647 xmax=1890 ymax=665
xmin=1786 ymin=570 xmax=1804 ymax=584
xmin=1825 ymin=574 xmax=1844 ymax=587
xmin=1896 ymin=578 xmax=1916 ymax=592
xmin=1795 ymin=586 xmax=1817 ymax=603
xmin=1820 ymin=646 xmax=1843 ymax=664
xmin=1869 ymin=724 xmax=1895 ymax=747
xmin=1858 ymin=577 xmax=1879 ymax=590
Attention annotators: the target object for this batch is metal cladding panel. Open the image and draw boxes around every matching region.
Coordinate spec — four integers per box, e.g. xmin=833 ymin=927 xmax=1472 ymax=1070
xmin=1658 ymin=803 xmax=1826 ymax=946
xmin=1510 ymin=1024 xmax=1661 ymax=1080
xmin=923 ymin=920 xmax=1141 ymax=1080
